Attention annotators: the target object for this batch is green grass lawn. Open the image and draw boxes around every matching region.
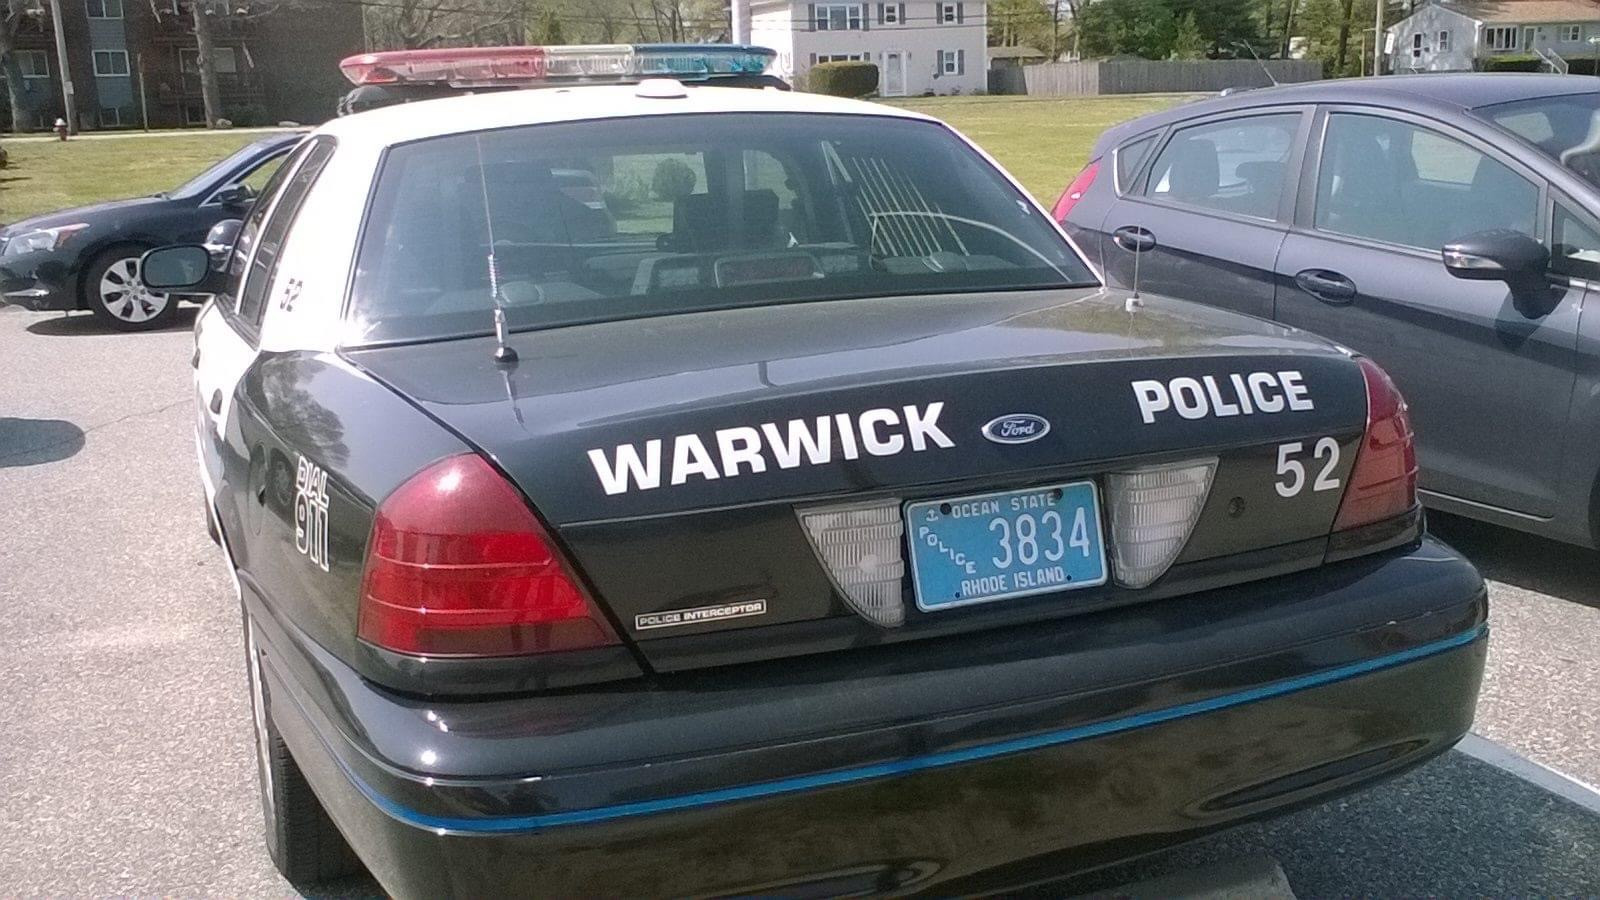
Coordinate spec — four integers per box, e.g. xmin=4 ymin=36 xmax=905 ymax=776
xmin=0 ymin=95 xmax=1193 ymax=222
xmin=0 ymin=133 xmax=265 ymax=222
xmin=886 ymin=94 xmax=1194 ymax=201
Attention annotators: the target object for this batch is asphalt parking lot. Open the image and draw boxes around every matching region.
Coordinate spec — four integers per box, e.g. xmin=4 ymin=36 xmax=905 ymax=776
xmin=1 ymin=304 xmax=1596 ymax=897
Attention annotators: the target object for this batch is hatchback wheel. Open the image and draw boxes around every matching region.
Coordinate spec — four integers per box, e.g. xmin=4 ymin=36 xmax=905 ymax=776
xmin=84 ymin=247 xmax=177 ymax=331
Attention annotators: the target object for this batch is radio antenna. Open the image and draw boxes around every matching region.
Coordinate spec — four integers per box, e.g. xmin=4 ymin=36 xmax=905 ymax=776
xmin=472 ymin=134 xmax=518 ymax=366
xmin=1235 ymin=41 xmax=1279 ymax=87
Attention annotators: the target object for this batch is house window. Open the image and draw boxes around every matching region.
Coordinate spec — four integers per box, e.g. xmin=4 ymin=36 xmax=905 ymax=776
xmin=1412 ymin=33 xmax=1423 ymax=59
xmin=1561 ymin=24 xmax=1583 ymax=42
xmin=84 ymin=0 xmax=122 ymax=18
xmin=879 ymin=2 xmax=897 ymax=23
xmin=1484 ymin=25 xmax=1518 ymax=51
xmin=14 ymin=49 xmax=49 ymax=79
xmin=814 ymin=3 xmax=863 ymax=30
xmin=1438 ymin=30 xmax=1450 ymax=52
xmin=812 ymin=53 xmax=867 ymax=64
xmin=939 ymin=2 xmax=962 ymax=23
xmin=939 ymin=49 xmax=964 ymax=75
xmin=179 ymin=46 xmax=239 ymax=74
xmin=92 ymin=50 xmax=129 ymax=77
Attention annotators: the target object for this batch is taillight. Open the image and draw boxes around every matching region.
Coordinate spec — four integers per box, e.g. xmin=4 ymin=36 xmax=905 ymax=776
xmin=358 ymin=454 xmax=619 ymax=657
xmin=1334 ymin=358 xmax=1418 ymax=531
xmin=1051 ymin=159 xmax=1100 ymax=222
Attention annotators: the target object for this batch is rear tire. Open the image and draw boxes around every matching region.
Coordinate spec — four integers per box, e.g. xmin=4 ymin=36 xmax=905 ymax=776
xmin=83 ymin=245 xmax=177 ymax=331
xmin=244 ymin=618 xmax=363 ymax=885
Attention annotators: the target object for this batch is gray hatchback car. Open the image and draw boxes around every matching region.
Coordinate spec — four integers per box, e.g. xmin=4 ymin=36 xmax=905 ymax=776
xmin=1060 ymin=74 xmax=1600 ymax=548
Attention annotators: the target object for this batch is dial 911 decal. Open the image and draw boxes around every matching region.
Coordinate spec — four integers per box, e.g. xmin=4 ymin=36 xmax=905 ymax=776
xmin=294 ymin=455 xmax=331 ymax=572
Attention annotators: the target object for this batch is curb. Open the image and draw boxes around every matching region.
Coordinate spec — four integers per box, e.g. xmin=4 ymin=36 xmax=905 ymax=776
xmin=1456 ymin=732 xmax=1600 ymax=816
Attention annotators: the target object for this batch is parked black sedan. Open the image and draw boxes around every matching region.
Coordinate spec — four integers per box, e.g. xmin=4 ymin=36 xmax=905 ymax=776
xmin=0 ymin=131 xmax=301 ymax=330
xmin=1059 ymin=74 xmax=1600 ymax=549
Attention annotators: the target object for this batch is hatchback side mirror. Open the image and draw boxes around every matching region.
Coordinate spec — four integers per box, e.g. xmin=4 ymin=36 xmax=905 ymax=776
xmin=1442 ymin=229 xmax=1558 ymax=318
xmin=141 ymin=245 xmax=217 ymax=291
xmin=1442 ymin=230 xmax=1548 ymax=283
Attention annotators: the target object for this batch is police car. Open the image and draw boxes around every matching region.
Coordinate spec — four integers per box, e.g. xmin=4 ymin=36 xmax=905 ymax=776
xmin=141 ymin=44 xmax=1489 ymax=897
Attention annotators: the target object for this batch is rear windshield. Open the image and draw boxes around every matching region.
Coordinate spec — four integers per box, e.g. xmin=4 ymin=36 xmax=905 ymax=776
xmin=346 ymin=112 xmax=1095 ymax=343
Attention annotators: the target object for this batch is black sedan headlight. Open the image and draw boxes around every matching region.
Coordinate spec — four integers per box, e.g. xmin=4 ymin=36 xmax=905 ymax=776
xmin=0 ymin=223 xmax=89 ymax=257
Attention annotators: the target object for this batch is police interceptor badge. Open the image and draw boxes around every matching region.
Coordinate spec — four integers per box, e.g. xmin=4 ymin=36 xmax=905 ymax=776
xmin=635 ymin=599 xmax=768 ymax=631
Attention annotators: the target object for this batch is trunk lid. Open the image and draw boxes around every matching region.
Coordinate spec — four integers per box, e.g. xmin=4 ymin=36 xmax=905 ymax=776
xmin=348 ymin=289 xmax=1369 ymax=669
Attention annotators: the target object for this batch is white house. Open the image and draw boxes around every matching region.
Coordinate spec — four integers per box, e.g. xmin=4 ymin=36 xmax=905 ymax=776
xmin=1387 ymin=0 xmax=1600 ymax=72
xmin=750 ymin=0 xmax=988 ymax=96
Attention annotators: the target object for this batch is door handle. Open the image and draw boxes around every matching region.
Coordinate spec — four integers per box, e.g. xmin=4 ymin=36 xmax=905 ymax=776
xmin=1294 ymin=269 xmax=1357 ymax=303
xmin=1112 ymin=225 xmax=1157 ymax=254
xmin=191 ymin=347 xmax=201 ymax=369
xmin=208 ymin=390 xmax=223 ymax=415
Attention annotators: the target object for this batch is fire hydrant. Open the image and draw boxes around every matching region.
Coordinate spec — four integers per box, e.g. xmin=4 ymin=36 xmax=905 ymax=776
xmin=53 ymin=117 xmax=68 ymax=141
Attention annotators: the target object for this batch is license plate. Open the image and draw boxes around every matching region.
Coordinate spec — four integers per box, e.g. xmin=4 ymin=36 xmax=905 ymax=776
xmin=905 ymin=481 xmax=1108 ymax=611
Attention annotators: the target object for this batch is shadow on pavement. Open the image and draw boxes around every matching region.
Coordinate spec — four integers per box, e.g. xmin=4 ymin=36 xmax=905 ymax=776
xmin=1428 ymin=513 xmax=1600 ymax=612
xmin=24 ymin=307 xmax=197 ymax=336
xmin=0 ymin=417 xmax=86 ymax=468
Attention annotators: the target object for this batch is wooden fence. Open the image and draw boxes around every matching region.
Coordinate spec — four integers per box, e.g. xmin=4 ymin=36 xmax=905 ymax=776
xmin=989 ymin=59 xmax=1323 ymax=96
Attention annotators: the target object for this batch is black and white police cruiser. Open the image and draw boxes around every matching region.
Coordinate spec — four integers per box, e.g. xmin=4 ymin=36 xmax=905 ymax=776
xmin=142 ymin=43 xmax=1489 ymax=897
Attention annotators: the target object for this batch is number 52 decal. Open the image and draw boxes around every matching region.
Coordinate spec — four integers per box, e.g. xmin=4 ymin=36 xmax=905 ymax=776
xmin=1276 ymin=437 xmax=1341 ymax=498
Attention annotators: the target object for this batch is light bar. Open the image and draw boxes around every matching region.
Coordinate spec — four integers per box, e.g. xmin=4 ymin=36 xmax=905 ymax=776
xmin=1105 ymin=458 xmax=1217 ymax=589
xmin=339 ymin=44 xmax=775 ymax=88
xmin=798 ymin=499 xmax=907 ymax=628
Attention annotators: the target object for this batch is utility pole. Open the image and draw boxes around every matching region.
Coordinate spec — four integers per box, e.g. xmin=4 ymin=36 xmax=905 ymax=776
xmin=1373 ymin=0 xmax=1384 ymax=76
xmin=730 ymin=0 xmax=749 ymax=44
xmin=45 ymin=0 xmax=77 ymax=133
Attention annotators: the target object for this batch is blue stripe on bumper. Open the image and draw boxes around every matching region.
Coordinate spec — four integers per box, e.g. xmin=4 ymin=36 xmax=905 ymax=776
xmin=346 ymin=623 xmax=1487 ymax=835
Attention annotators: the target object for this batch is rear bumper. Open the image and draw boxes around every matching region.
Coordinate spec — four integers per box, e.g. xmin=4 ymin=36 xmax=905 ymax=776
xmin=250 ymin=536 xmax=1487 ymax=897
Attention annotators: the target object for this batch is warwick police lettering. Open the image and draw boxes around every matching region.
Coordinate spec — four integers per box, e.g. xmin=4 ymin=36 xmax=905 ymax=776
xmin=1131 ymin=371 xmax=1314 ymax=425
xmin=588 ymin=403 xmax=955 ymax=496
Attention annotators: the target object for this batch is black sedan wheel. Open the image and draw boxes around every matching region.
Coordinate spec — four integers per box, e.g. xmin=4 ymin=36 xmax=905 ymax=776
xmin=84 ymin=247 xmax=176 ymax=331
xmin=244 ymin=618 xmax=363 ymax=885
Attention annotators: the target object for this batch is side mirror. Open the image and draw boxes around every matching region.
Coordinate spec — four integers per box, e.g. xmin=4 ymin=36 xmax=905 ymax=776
xmin=1442 ymin=230 xmax=1548 ymax=283
xmin=214 ymin=184 xmax=253 ymax=209
xmin=140 ymin=245 xmax=214 ymax=291
xmin=203 ymin=218 xmax=243 ymax=269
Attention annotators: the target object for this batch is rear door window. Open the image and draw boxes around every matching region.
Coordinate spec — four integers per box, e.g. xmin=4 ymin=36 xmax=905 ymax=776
xmin=236 ymin=138 xmax=336 ymax=328
xmin=1143 ymin=114 xmax=1299 ymax=220
xmin=345 ymin=113 xmax=1096 ymax=344
xmin=1114 ymin=133 xmax=1157 ymax=193
xmin=1314 ymin=113 xmax=1539 ymax=252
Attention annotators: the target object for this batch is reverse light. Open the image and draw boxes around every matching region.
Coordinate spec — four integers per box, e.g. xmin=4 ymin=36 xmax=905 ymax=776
xmin=2 ymin=223 xmax=89 ymax=257
xmin=1106 ymin=458 xmax=1217 ymax=588
xmin=1334 ymin=358 xmax=1418 ymax=531
xmin=1051 ymin=159 xmax=1100 ymax=222
xmin=799 ymin=499 xmax=906 ymax=628
xmin=339 ymin=44 xmax=774 ymax=88
xmin=358 ymin=454 xmax=618 ymax=657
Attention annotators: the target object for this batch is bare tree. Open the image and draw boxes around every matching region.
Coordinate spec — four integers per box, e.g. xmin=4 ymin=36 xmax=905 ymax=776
xmin=1 ymin=0 xmax=42 ymax=131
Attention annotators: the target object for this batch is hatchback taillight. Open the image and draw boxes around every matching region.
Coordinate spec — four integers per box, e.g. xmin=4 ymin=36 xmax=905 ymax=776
xmin=358 ymin=454 xmax=618 ymax=657
xmin=1334 ymin=358 xmax=1418 ymax=531
xmin=1051 ymin=159 xmax=1100 ymax=222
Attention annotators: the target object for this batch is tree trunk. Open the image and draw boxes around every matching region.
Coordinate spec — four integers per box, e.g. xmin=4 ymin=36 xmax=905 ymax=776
xmin=1334 ymin=0 xmax=1354 ymax=73
xmin=1280 ymin=0 xmax=1297 ymax=59
xmin=190 ymin=1 xmax=224 ymax=128
xmin=1 ymin=5 xmax=38 ymax=131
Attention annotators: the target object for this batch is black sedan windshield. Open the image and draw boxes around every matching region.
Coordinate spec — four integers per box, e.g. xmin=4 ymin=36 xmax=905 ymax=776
xmin=347 ymin=112 xmax=1097 ymax=344
xmin=1478 ymin=92 xmax=1600 ymax=187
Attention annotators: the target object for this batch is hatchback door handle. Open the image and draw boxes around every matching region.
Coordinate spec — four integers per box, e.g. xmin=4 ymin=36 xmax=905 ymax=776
xmin=1112 ymin=225 xmax=1157 ymax=254
xmin=1294 ymin=269 xmax=1357 ymax=303
xmin=208 ymin=390 xmax=223 ymax=415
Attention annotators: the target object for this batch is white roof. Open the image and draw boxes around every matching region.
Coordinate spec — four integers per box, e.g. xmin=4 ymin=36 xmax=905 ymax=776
xmin=315 ymin=82 xmax=937 ymax=153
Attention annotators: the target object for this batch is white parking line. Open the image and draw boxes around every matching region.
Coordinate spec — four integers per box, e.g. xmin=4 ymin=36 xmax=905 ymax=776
xmin=1456 ymin=732 xmax=1600 ymax=816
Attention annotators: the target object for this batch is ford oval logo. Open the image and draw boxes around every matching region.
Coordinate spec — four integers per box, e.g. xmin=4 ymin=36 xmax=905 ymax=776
xmin=982 ymin=414 xmax=1051 ymax=445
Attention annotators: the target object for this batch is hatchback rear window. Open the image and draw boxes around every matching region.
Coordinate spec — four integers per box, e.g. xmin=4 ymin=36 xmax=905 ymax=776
xmin=346 ymin=112 xmax=1095 ymax=343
